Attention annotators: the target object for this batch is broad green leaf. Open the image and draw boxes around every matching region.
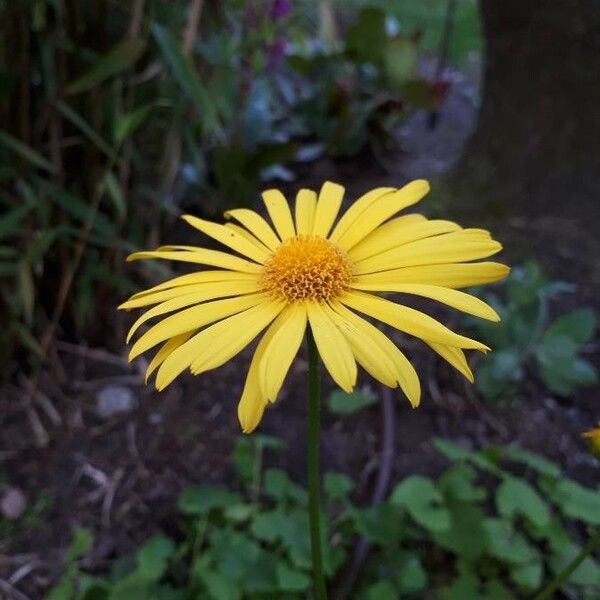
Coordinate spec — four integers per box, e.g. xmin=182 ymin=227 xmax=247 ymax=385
xmin=0 ymin=130 xmax=56 ymax=173
xmin=345 ymin=8 xmax=387 ymax=63
xmin=438 ymin=463 xmax=486 ymax=502
xmin=550 ymin=479 xmax=600 ymax=524
xmin=496 ymin=477 xmax=551 ymax=528
xmin=545 ymin=308 xmax=596 ymax=345
xmin=383 ymin=36 xmax=418 ymax=89
xmin=433 ymin=500 xmax=487 ymax=560
xmin=177 ymin=486 xmax=241 ymax=516
xmin=275 ymin=562 xmax=310 ymax=592
xmin=482 ymin=518 xmax=539 ymax=565
xmin=136 ymin=536 xmax=175 ymax=581
xmin=475 ymin=348 xmax=523 ymax=401
xmin=502 ymin=446 xmax=561 ymax=478
xmin=439 ymin=568 xmax=479 ymax=600
xmin=398 ymin=556 xmax=427 ymax=593
xmin=223 ymin=503 xmax=254 ymax=523
xmin=324 ymin=472 xmax=354 ymax=500
xmin=66 ymin=39 xmax=146 ymax=95
xmin=352 ymin=502 xmax=404 ymax=545
xmin=327 ymin=389 xmax=376 ymax=415
xmin=433 ymin=438 xmax=503 ymax=475
xmin=152 ymin=24 xmax=223 ymax=139
xmin=510 ymin=561 xmax=543 ymax=592
xmin=549 ymin=542 xmax=600 ymax=587
xmin=391 ymin=476 xmax=450 ymax=532
xmin=363 ymin=580 xmax=397 ymax=600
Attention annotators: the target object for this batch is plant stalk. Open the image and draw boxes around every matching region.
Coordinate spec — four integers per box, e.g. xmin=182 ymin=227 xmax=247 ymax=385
xmin=306 ymin=329 xmax=327 ymax=600
xmin=532 ymin=527 xmax=600 ymax=600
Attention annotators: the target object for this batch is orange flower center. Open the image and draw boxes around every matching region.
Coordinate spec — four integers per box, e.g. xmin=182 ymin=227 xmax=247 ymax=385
xmin=261 ymin=235 xmax=353 ymax=302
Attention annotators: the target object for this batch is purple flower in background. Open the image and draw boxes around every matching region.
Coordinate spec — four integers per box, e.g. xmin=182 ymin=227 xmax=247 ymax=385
xmin=268 ymin=0 xmax=292 ymax=21
xmin=267 ymin=39 xmax=287 ymax=68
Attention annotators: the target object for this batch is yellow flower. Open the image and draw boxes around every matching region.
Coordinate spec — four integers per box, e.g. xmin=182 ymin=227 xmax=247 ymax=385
xmin=120 ymin=180 xmax=508 ymax=433
xmin=582 ymin=423 xmax=600 ymax=458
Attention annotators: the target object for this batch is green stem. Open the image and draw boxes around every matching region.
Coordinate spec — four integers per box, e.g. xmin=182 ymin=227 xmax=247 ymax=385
xmin=532 ymin=527 xmax=600 ymax=600
xmin=306 ymin=329 xmax=327 ymax=600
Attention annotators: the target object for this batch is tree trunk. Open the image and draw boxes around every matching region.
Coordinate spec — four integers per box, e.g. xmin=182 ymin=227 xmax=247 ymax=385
xmin=451 ymin=0 xmax=600 ymax=230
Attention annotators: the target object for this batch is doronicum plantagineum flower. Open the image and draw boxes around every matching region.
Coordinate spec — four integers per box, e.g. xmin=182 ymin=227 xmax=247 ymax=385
xmin=120 ymin=180 xmax=508 ymax=432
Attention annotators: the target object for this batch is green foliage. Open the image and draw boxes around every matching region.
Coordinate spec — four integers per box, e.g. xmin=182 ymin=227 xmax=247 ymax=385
xmin=48 ymin=436 xmax=600 ymax=599
xmin=326 ymin=389 xmax=377 ymax=415
xmin=464 ymin=262 xmax=597 ymax=402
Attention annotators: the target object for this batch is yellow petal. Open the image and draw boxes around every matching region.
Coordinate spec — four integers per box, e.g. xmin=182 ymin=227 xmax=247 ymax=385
xmin=145 ymin=332 xmax=193 ymax=383
xmin=262 ymin=189 xmax=296 ymax=241
xmin=328 ymin=187 xmax=395 ymax=243
xmin=426 ymin=341 xmax=474 ymax=382
xmin=181 ymin=215 xmax=269 ymax=263
xmin=128 ymin=293 xmax=267 ymax=360
xmin=312 ymin=181 xmax=344 ymax=238
xmin=352 ymin=262 xmax=510 ymax=289
xmin=224 ymin=223 xmax=271 ymax=254
xmin=126 ymin=248 xmax=262 ymax=274
xmin=336 ymin=180 xmax=430 ymax=250
xmin=307 ymin=302 xmax=357 ymax=392
xmin=120 ymin=278 xmax=260 ymax=310
xmin=258 ymin=303 xmax=307 ymax=402
xmin=295 ymin=189 xmax=317 ymax=235
xmin=125 ymin=280 xmax=261 ymax=343
xmin=350 ymin=282 xmax=500 ymax=321
xmin=340 ymin=290 xmax=489 ymax=351
xmin=224 ymin=208 xmax=281 ymax=251
xmin=155 ymin=299 xmax=283 ymax=390
xmin=353 ymin=230 xmax=502 ymax=275
xmin=329 ymin=301 xmax=421 ymax=406
xmin=348 ymin=218 xmax=460 ymax=262
xmin=124 ymin=271 xmax=259 ymax=301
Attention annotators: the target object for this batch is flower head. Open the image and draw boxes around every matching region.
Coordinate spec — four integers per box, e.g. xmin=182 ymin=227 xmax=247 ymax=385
xmin=120 ymin=181 xmax=508 ymax=433
xmin=582 ymin=422 xmax=600 ymax=458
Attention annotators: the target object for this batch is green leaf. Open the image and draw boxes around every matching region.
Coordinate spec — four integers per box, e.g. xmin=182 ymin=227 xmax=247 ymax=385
xmin=114 ymin=104 xmax=154 ymax=146
xmin=0 ymin=204 xmax=33 ymax=240
xmin=66 ymin=39 xmax=146 ymax=95
xmin=545 ymin=308 xmax=596 ymax=345
xmin=433 ymin=438 xmax=503 ymax=475
xmin=549 ymin=542 xmax=600 ymax=587
xmin=353 ymin=502 xmax=404 ymax=545
xmin=327 ymin=389 xmax=377 ymax=415
xmin=433 ymin=501 xmax=487 ymax=560
xmin=345 ymin=8 xmax=387 ymax=63
xmin=324 ymin=472 xmax=354 ymax=500
xmin=496 ymin=477 xmax=551 ymax=528
xmin=0 ymin=130 xmax=56 ymax=173
xmin=102 ymin=171 xmax=127 ymax=222
xmin=275 ymin=562 xmax=310 ymax=592
xmin=398 ymin=556 xmax=427 ymax=593
xmin=439 ymin=568 xmax=479 ymax=600
xmin=363 ymin=580 xmax=397 ymax=600
xmin=482 ymin=518 xmax=539 ymax=565
xmin=383 ymin=36 xmax=418 ymax=89
xmin=550 ymin=479 xmax=600 ymax=524
xmin=510 ymin=561 xmax=543 ymax=592
xmin=136 ymin=536 xmax=175 ymax=581
xmin=50 ymin=189 xmax=114 ymax=238
xmin=223 ymin=503 xmax=254 ymax=523
xmin=474 ymin=348 xmax=523 ymax=401
xmin=152 ymin=24 xmax=223 ymax=139
xmin=177 ymin=486 xmax=241 ymax=516
xmin=65 ymin=527 xmax=93 ymax=563
xmin=391 ymin=476 xmax=451 ymax=532
xmin=438 ymin=463 xmax=486 ymax=502
xmin=502 ymin=446 xmax=561 ymax=478
xmin=55 ymin=100 xmax=118 ymax=162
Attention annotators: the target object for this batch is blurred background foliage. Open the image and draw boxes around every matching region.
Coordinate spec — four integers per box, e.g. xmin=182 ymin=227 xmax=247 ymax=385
xmin=0 ymin=0 xmax=464 ymax=378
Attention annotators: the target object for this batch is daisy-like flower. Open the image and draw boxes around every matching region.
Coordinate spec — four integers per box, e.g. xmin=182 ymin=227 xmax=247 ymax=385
xmin=120 ymin=180 xmax=508 ymax=433
xmin=582 ymin=422 xmax=600 ymax=458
